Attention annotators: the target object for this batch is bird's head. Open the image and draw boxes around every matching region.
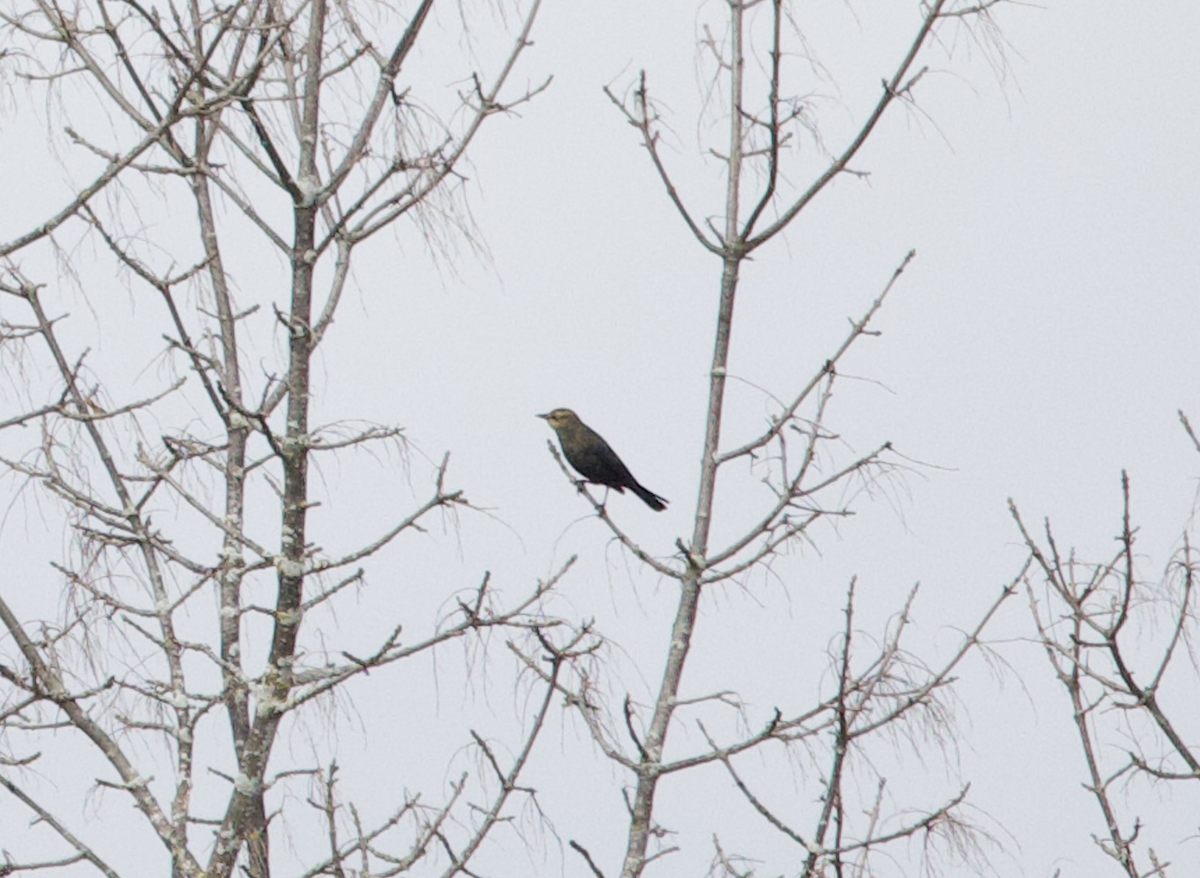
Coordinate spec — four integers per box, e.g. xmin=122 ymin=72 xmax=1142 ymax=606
xmin=537 ymin=409 xmax=578 ymax=430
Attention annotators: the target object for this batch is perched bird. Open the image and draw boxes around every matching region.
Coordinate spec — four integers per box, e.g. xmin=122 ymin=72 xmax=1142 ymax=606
xmin=538 ymin=408 xmax=668 ymax=511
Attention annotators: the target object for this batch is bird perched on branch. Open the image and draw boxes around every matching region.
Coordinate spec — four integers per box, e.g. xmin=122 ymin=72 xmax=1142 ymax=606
xmin=538 ymin=408 xmax=668 ymax=511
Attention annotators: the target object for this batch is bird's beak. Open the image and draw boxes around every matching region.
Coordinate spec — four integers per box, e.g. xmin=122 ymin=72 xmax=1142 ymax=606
xmin=536 ymin=413 xmax=549 ymax=420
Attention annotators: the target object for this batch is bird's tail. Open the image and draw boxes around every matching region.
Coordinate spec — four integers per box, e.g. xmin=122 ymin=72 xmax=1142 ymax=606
xmin=631 ymin=482 xmax=668 ymax=512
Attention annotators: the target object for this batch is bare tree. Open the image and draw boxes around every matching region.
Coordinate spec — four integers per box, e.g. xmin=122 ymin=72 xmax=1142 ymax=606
xmin=0 ymin=0 xmax=563 ymax=876
xmin=1013 ymin=412 xmax=1200 ymax=878
xmin=519 ymin=2 xmax=1023 ymax=877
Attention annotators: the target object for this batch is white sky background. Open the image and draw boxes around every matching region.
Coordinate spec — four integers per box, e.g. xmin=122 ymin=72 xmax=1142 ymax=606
xmin=340 ymin=2 xmax=1200 ymax=874
xmin=2 ymin=0 xmax=1200 ymax=876
xmin=355 ymin=3 xmax=1199 ymax=871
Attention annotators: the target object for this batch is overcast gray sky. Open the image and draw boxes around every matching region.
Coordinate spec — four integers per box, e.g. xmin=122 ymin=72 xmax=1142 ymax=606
xmin=367 ymin=3 xmax=1200 ymax=873
xmin=2 ymin=1 xmax=1199 ymax=876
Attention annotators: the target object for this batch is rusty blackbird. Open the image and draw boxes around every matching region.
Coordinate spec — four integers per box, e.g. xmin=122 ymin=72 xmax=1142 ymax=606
xmin=538 ymin=408 xmax=668 ymax=511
